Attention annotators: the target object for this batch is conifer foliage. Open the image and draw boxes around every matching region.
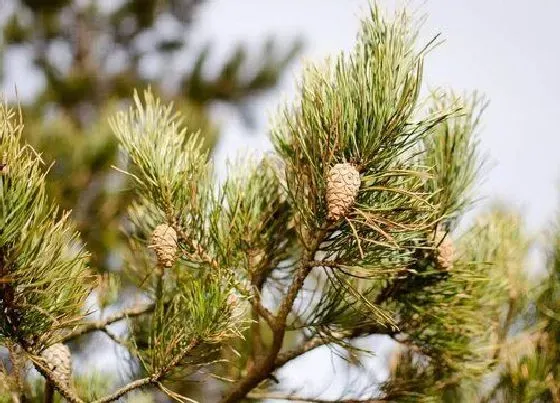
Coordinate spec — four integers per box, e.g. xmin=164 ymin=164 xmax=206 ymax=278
xmin=0 ymin=103 xmax=91 ymax=347
xmin=0 ymin=4 xmax=556 ymax=403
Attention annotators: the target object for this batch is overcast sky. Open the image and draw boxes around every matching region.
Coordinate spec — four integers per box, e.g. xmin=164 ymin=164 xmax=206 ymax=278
xmin=188 ymin=0 xmax=560 ymax=235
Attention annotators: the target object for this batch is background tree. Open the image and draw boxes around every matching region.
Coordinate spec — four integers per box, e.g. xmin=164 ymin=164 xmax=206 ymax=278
xmin=1 ymin=2 xmax=559 ymax=403
xmin=1 ymin=0 xmax=301 ymax=273
xmin=1 ymin=0 xmax=301 ymax=400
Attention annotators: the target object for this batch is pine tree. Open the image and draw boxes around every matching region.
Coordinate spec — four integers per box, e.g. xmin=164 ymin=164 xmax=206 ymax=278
xmin=1 ymin=3 xmax=556 ymax=403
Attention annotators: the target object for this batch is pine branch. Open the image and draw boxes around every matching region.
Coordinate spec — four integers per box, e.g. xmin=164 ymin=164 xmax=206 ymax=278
xmin=491 ymin=295 xmax=517 ymax=361
xmin=60 ymin=303 xmax=155 ymax=343
xmin=250 ymin=291 xmax=276 ymax=328
xmin=274 ymin=324 xmax=398 ymax=371
xmin=6 ymin=343 xmax=25 ymax=402
xmin=31 ymin=339 xmax=200 ymax=403
xmin=221 ymin=228 xmax=328 ymax=403
xmin=93 ymin=339 xmax=200 ymax=403
xmin=91 ymin=378 xmax=152 ymax=403
xmin=273 ymin=337 xmax=327 ymax=370
xmin=30 ymin=356 xmax=84 ymax=403
xmin=100 ymin=328 xmax=129 ymax=348
xmin=43 ymin=380 xmax=55 ymax=403
xmin=246 ymin=391 xmax=384 ymax=402
xmin=248 ymin=259 xmax=269 ymax=368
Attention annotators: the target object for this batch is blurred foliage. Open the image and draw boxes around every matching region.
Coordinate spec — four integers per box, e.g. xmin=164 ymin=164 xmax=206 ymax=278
xmin=1 ymin=0 xmax=301 ymax=275
xmin=1 ymin=0 xmax=300 ymax=400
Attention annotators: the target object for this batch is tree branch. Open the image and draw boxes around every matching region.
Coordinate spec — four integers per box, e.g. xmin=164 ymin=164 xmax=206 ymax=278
xmin=33 ymin=338 xmax=201 ymax=403
xmin=43 ymin=380 xmax=55 ymax=403
xmin=250 ymin=293 xmax=276 ymax=327
xmin=492 ymin=295 xmax=517 ymax=361
xmin=273 ymin=337 xmax=328 ymax=370
xmin=60 ymin=303 xmax=155 ymax=343
xmin=221 ymin=227 xmax=328 ymax=403
xmin=274 ymin=324 xmax=398 ymax=371
xmin=246 ymin=391 xmax=384 ymax=402
xmin=7 ymin=343 xmax=26 ymax=403
xmin=30 ymin=356 xmax=84 ymax=403
xmin=91 ymin=378 xmax=152 ymax=403
xmin=92 ymin=339 xmax=200 ymax=402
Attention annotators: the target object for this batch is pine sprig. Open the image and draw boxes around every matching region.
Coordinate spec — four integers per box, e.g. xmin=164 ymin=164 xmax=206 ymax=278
xmin=214 ymin=156 xmax=295 ymax=283
xmin=110 ymin=89 xmax=247 ymax=400
xmin=0 ymin=102 xmax=92 ymax=346
xmin=110 ymin=89 xmax=211 ymax=232
xmin=271 ymin=6 xmax=449 ymax=280
xmin=423 ymin=91 xmax=488 ymax=225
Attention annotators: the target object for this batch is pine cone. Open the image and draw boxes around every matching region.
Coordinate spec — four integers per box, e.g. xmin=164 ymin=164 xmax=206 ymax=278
xmin=326 ymin=163 xmax=361 ymax=221
xmin=227 ymin=292 xmax=239 ymax=308
xmin=247 ymin=248 xmax=265 ymax=270
xmin=151 ymin=224 xmax=177 ymax=268
xmin=41 ymin=343 xmax=72 ymax=386
xmin=435 ymin=232 xmax=454 ymax=271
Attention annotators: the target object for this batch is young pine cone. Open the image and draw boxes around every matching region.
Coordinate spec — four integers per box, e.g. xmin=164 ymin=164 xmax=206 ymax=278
xmin=435 ymin=233 xmax=454 ymax=271
xmin=41 ymin=343 xmax=72 ymax=386
xmin=151 ymin=224 xmax=177 ymax=268
xmin=326 ymin=163 xmax=361 ymax=221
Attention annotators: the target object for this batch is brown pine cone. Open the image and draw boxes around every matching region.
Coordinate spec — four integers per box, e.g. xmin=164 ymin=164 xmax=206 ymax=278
xmin=41 ymin=343 xmax=72 ymax=386
xmin=151 ymin=224 xmax=177 ymax=268
xmin=435 ymin=229 xmax=454 ymax=270
xmin=326 ymin=163 xmax=361 ymax=221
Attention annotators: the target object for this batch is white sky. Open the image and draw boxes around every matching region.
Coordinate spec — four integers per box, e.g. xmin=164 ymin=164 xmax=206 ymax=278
xmin=190 ymin=0 xmax=560 ymax=234
xmin=3 ymin=0 xmax=560 ymax=399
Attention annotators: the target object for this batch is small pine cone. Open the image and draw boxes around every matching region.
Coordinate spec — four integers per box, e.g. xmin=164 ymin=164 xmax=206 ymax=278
xmin=227 ymin=292 xmax=238 ymax=308
xmin=436 ymin=235 xmax=454 ymax=270
xmin=326 ymin=163 xmax=361 ymax=221
xmin=226 ymin=291 xmax=246 ymax=318
xmin=247 ymin=248 xmax=265 ymax=270
xmin=41 ymin=343 xmax=72 ymax=386
xmin=151 ymin=224 xmax=177 ymax=268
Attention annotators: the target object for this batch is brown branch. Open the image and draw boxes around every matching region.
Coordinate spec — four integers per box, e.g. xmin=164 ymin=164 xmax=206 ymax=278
xmin=30 ymin=356 xmax=84 ymax=403
xmin=274 ymin=324 xmax=398 ymax=372
xmin=250 ymin=292 xmax=275 ymax=327
xmin=273 ymin=337 xmax=328 ymax=370
xmin=60 ymin=303 xmax=155 ymax=343
xmin=246 ymin=391 xmax=384 ymax=402
xmin=91 ymin=378 xmax=152 ymax=403
xmin=100 ymin=327 xmax=129 ymax=348
xmin=221 ymin=228 xmax=328 ymax=403
xmin=492 ymin=295 xmax=517 ymax=361
xmin=247 ymin=249 xmax=280 ymax=375
xmin=7 ymin=343 xmax=25 ymax=402
xmin=88 ymin=339 xmax=200 ymax=403
xmin=43 ymin=380 xmax=55 ymax=403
